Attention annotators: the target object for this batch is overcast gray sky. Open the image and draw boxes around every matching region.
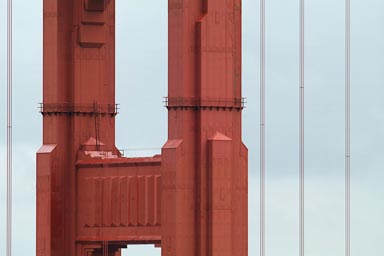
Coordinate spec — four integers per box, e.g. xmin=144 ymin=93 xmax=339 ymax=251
xmin=1 ymin=0 xmax=384 ymax=255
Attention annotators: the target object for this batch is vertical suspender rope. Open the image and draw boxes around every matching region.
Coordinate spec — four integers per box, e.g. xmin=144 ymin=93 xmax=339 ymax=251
xmin=6 ymin=0 xmax=13 ymax=256
xmin=260 ymin=0 xmax=266 ymax=255
xmin=299 ymin=0 xmax=305 ymax=256
xmin=345 ymin=0 xmax=351 ymax=256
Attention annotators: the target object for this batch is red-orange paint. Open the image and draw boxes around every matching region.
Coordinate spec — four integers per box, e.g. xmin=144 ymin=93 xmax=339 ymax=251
xmin=37 ymin=1 xmax=248 ymax=255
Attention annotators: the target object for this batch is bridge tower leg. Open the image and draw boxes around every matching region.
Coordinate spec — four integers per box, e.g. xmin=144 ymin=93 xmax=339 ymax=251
xmin=37 ymin=1 xmax=116 ymax=255
xmin=163 ymin=0 xmax=248 ymax=255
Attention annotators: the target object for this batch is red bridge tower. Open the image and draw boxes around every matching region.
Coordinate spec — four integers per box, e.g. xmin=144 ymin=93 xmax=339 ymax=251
xmin=37 ymin=0 xmax=247 ymax=255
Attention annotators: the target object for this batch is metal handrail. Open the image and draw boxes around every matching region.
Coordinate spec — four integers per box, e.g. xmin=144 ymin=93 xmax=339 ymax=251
xmin=163 ymin=97 xmax=246 ymax=109
xmin=39 ymin=102 xmax=119 ymax=115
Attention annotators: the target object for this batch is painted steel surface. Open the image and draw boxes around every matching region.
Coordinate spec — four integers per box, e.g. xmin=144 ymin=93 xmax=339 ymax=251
xmin=37 ymin=1 xmax=247 ymax=255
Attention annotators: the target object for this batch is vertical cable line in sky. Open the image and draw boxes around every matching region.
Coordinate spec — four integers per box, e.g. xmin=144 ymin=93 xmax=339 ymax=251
xmin=7 ymin=0 xmax=13 ymax=256
xmin=299 ymin=0 xmax=305 ymax=256
xmin=260 ymin=0 xmax=266 ymax=255
xmin=345 ymin=0 xmax=351 ymax=256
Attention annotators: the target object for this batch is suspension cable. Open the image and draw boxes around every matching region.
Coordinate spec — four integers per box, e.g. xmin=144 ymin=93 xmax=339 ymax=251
xmin=260 ymin=0 xmax=266 ymax=255
xmin=299 ymin=0 xmax=305 ymax=256
xmin=345 ymin=0 xmax=351 ymax=256
xmin=7 ymin=0 xmax=13 ymax=256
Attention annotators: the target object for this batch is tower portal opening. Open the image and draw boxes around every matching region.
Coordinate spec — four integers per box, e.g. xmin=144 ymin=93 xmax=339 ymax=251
xmin=115 ymin=0 xmax=167 ymax=156
xmin=121 ymin=245 xmax=161 ymax=256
